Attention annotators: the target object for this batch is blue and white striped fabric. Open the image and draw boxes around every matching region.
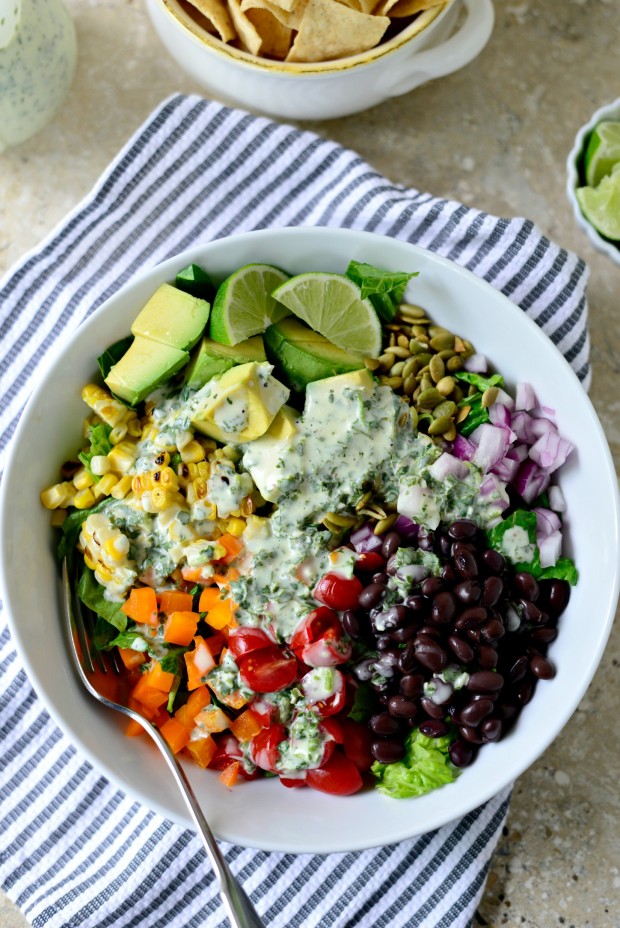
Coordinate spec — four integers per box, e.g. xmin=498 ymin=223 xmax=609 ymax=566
xmin=0 ymin=93 xmax=588 ymax=928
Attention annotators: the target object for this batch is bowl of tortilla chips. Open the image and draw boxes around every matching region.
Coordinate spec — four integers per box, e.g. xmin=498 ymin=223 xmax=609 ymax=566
xmin=146 ymin=0 xmax=493 ymax=120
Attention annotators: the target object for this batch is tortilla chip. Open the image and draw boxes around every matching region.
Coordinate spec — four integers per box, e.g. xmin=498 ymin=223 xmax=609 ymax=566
xmin=186 ymin=0 xmax=236 ymax=41
xmin=245 ymin=7 xmax=293 ymax=57
xmin=228 ymin=0 xmax=263 ymax=54
xmin=257 ymin=0 xmax=297 ymax=13
xmin=286 ymin=0 xmax=389 ymax=62
xmin=387 ymin=0 xmax=444 ymax=17
xmin=240 ymin=0 xmax=299 ymax=26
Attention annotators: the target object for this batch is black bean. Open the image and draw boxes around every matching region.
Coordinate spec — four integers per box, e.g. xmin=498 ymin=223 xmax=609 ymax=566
xmin=530 ymin=627 xmax=558 ymax=644
xmin=448 ymin=519 xmax=478 ymax=541
xmin=405 ymin=593 xmax=427 ymax=614
xmin=376 ymin=634 xmax=393 ymax=651
xmin=419 ymin=720 xmax=449 ymax=738
xmin=414 ymin=636 xmax=448 ymax=673
xmin=421 ymin=577 xmax=445 ymax=597
xmin=454 ymin=580 xmax=482 ymax=605
xmin=520 ymin=600 xmax=547 ymax=626
xmin=481 ymin=548 xmax=505 ymax=574
xmin=441 ymin=564 xmax=459 ymax=584
xmin=391 ymin=624 xmax=416 ymax=644
xmin=514 ymin=571 xmax=540 ymax=602
xmin=458 ymin=724 xmax=484 ymax=745
xmin=466 ymin=627 xmax=482 ymax=644
xmin=437 ymin=532 xmax=453 ymax=557
xmin=358 ymin=582 xmax=386 ymax=611
xmin=371 ymin=739 xmax=405 ymax=764
xmin=398 ymin=644 xmax=417 ymax=673
xmin=544 ymin=579 xmax=571 ymax=616
xmin=399 ymin=673 xmax=424 ymax=698
xmin=381 ymin=531 xmax=401 ymax=559
xmin=384 ymin=605 xmax=409 ymax=629
xmin=515 ymin=679 xmax=534 ymax=705
xmin=476 ymin=644 xmax=499 ymax=670
xmin=417 ymin=527 xmax=435 ymax=551
xmin=447 ymin=634 xmax=475 ymax=664
xmin=481 ymin=718 xmax=503 ymax=742
xmin=417 ymin=624 xmax=442 ymax=639
xmin=497 ymin=701 xmax=519 ymax=721
xmin=431 ymin=591 xmax=458 ymax=624
xmin=481 ymin=576 xmax=504 ymax=608
xmin=507 ymin=655 xmax=528 ymax=682
xmin=388 ymin=695 xmax=418 ymax=719
xmin=372 ymin=571 xmax=389 ymax=586
xmin=370 ymin=712 xmax=400 ymax=736
xmin=460 ymin=697 xmax=494 ymax=727
xmin=455 ymin=606 xmax=488 ymax=630
xmin=420 ymin=697 xmax=446 ymax=719
xmin=480 ymin=618 xmax=505 ymax=643
xmin=449 ymin=739 xmax=475 ymax=767
xmin=342 ymin=610 xmax=359 ymax=638
xmin=467 ymin=670 xmax=505 ymax=693
xmin=530 ymin=654 xmax=556 ymax=680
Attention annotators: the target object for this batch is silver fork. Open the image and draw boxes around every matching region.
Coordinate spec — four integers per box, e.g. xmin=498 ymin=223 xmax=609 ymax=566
xmin=62 ymin=559 xmax=265 ymax=928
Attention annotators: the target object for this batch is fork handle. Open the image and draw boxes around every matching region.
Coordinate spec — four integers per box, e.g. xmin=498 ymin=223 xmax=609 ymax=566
xmin=147 ymin=724 xmax=265 ymax=928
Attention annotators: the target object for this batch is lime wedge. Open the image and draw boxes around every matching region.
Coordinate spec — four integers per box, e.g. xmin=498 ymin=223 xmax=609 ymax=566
xmin=272 ymin=272 xmax=382 ymax=358
xmin=209 ymin=264 xmax=290 ymax=346
xmin=576 ymin=169 xmax=620 ymax=241
xmin=584 ymin=121 xmax=620 ymax=187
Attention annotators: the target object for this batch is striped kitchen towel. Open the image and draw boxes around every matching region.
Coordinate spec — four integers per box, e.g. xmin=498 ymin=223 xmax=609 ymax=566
xmin=0 ymin=93 xmax=588 ymax=928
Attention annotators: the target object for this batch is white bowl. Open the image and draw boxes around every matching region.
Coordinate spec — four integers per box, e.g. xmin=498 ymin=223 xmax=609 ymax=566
xmin=1 ymin=227 xmax=618 ymax=853
xmin=566 ymin=97 xmax=620 ymax=267
xmin=146 ymin=0 xmax=494 ymax=120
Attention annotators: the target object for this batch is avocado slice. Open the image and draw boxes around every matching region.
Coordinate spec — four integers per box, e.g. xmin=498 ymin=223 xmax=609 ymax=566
xmin=131 ymin=283 xmax=210 ymax=353
xmin=184 ymin=335 xmax=267 ymax=390
xmin=264 ymin=317 xmax=365 ymax=392
xmin=175 ymin=263 xmax=215 ymax=302
xmin=105 ymin=336 xmax=189 ymax=406
xmin=189 ymin=361 xmax=289 ymax=444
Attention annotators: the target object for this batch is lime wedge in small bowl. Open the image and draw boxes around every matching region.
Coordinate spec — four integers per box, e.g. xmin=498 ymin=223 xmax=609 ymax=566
xmin=584 ymin=121 xmax=620 ymax=187
xmin=576 ymin=165 xmax=620 ymax=242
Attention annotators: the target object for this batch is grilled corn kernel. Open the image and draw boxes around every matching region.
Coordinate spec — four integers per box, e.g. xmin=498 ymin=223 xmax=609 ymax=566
xmin=111 ymin=475 xmax=133 ymax=499
xmin=180 ymin=441 xmax=205 ymax=465
xmin=196 ymin=461 xmax=210 ymax=479
xmin=132 ymin=474 xmax=151 ymax=495
xmin=73 ymin=467 xmax=95 ymax=491
xmin=94 ymin=474 xmax=118 ymax=499
xmin=74 ymin=487 xmax=96 ymax=509
xmin=81 ymin=384 xmax=127 ymax=427
xmin=40 ymin=484 xmax=68 ymax=510
xmin=109 ymin=423 xmax=128 ymax=445
xmin=104 ymin=536 xmax=129 ymax=562
xmin=95 ymin=564 xmax=113 ymax=583
xmin=154 ymin=466 xmax=178 ymax=490
xmin=240 ymin=496 xmax=255 ymax=516
xmin=226 ymin=518 xmax=245 ymax=537
xmin=84 ymin=551 xmax=98 ymax=570
xmin=90 ymin=455 xmax=111 ymax=476
xmin=126 ymin=416 xmax=142 ymax=438
xmin=50 ymin=508 xmax=68 ymax=527
xmin=151 ymin=487 xmax=174 ymax=510
xmin=107 ymin=441 xmax=138 ymax=474
xmin=193 ymin=477 xmax=208 ymax=500
xmin=141 ymin=423 xmax=159 ymax=442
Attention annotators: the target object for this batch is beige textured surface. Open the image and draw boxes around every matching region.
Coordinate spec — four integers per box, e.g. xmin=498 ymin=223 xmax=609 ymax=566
xmin=1 ymin=1 xmax=619 ymax=926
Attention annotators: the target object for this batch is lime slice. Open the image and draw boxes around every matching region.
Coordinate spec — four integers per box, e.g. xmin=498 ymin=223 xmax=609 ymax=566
xmin=209 ymin=264 xmax=290 ymax=346
xmin=576 ymin=170 xmax=620 ymax=241
xmin=584 ymin=121 xmax=620 ymax=187
xmin=272 ymin=272 xmax=382 ymax=358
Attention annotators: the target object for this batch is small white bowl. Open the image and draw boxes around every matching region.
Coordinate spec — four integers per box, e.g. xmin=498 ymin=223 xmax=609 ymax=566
xmin=146 ymin=0 xmax=494 ymax=120
xmin=566 ymin=97 xmax=620 ymax=267
xmin=1 ymin=227 xmax=619 ymax=853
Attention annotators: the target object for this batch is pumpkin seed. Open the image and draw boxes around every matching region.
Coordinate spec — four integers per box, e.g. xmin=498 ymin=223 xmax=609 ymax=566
xmin=433 ymin=400 xmax=457 ymax=419
xmin=411 ymin=327 xmax=429 ymax=340
xmin=403 ymin=374 xmax=416 ymax=395
xmin=429 ymin=355 xmax=446 ymax=383
xmin=390 ymin=360 xmax=406 ymax=377
xmin=378 ymin=352 xmax=393 ymax=367
xmin=428 ymin=416 xmax=453 ymax=436
xmin=438 ymin=349 xmax=457 ymax=361
xmin=436 ymin=375 xmax=456 ymax=396
xmin=443 ymin=423 xmax=457 ymax=441
xmin=456 ymin=406 xmax=471 ymax=423
xmin=446 ymin=355 xmax=464 ymax=372
xmin=419 ymin=375 xmax=434 ymax=393
xmin=430 ymin=332 xmax=455 ymax=352
xmin=385 ymin=346 xmax=410 ymax=359
xmin=374 ymin=513 xmax=397 ymax=535
xmin=402 ymin=356 xmax=418 ymax=380
xmin=399 ymin=304 xmax=427 ymax=319
xmin=409 ymin=340 xmax=428 ymax=355
xmin=481 ymin=386 xmax=499 ymax=408
xmin=417 ymin=387 xmax=444 ymax=409
xmin=468 ymin=384 xmax=478 ymax=397
xmin=397 ymin=334 xmax=410 ymax=349
xmin=410 ymin=406 xmax=419 ymax=428
xmin=324 ymin=511 xmax=357 ymax=528
xmin=384 ymin=375 xmax=403 ymax=389
xmin=355 ymin=491 xmax=372 ymax=511
xmin=453 ymin=336 xmax=466 ymax=354
xmin=364 ymin=357 xmax=380 ymax=371
xmin=452 ymin=385 xmax=464 ymax=403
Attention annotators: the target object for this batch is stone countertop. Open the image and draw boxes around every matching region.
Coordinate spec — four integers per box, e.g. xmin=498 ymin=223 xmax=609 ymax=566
xmin=1 ymin=1 xmax=619 ymax=925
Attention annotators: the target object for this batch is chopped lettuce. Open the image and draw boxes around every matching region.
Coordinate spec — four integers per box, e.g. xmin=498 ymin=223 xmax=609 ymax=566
xmin=77 ymin=566 xmax=127 ymax=632
xmin=97 ymin=335 xmax=134 ymax=380
xmin=57 ymin=497 xmax=112 ymax=564
xmin=345 ymin=261 xmax=418 ymax=323
xmin=78 ymin=422 xmax=113 ymax=481
xmin=347 ymin=682 xmax=378 ymax=723
xmin=454 ymin=373 xmax=504 ymax=436
xmin=371 ymin=729 xmax=458 ymax=799
xmin=487 ymin=509 xmax=578 ymax=585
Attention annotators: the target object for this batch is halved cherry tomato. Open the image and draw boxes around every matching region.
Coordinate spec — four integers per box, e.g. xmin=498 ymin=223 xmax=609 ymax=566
xmin=339 ymin=717 xmax=374 ymax=772
xmin=302 ymin=668 xmax=347 ymax=717
xmin=354 ymin=552 xmax=386 ymax=573
xmin=306 ymin=749 xmax=363 ymax=795
xmin=279 ymin=777 xmax=307 ymax=789
xmin=209 ymin=733 xmax=242 ymax=770
xmin=250 ymin=723 xmax=287 ymax=772
xmin=290 ymin=608 xmax=351 ymax=668
xmin=237 ymin=646 xmax=297 ymax=693
xmin=228 ymin=627 xmax=274 ymax=661
xmin=249 ymin=696 xmax=280 ymax=727
xmin=320 ymin=716 xmax=344 ymax=744
xmin=314 ymin=573 xmax=364 ymax=611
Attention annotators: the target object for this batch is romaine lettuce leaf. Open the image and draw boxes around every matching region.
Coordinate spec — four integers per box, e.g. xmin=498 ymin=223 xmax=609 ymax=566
xmin=371 ymin=728 xmax=458 ymax=798
xmin=345 ymin=261 xmax=418 ymax=323
xmin=77 ymin=566 xmax=127 ymax=632
xmin=78 ymin=422 xmax=113 ymax=480
xmin=97 ymin=335 xmax=134 ymax=380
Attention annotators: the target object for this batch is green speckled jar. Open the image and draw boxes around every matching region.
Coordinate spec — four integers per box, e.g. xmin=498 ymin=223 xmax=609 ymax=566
xmin=0 ymin=0 xmax=76 ymax=152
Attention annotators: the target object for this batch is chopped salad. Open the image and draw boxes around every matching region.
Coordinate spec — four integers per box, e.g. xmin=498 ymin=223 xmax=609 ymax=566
xmin=42 ymin=258 xmax=576 ymax=798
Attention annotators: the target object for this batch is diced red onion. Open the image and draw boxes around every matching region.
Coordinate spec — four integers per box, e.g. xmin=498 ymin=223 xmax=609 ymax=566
xmin=488 ymin=403 xmax=512 ymax=430
xmin=506 ymin=443 xmax=529 ymax=463
xmin=534 ymin=507 xmax=562 ymax=539
xmin=529 ymin=416 xmax=557 ymax=439
xmin=511 ymin=410 xmax=535 ymax=444
xmin=515 ymin=460 xmax=550 ymax=505
xmin=393 ymin=515 xmax=420 ymax=541
xmin=463 ymin=353 xmax=488 ymax=373
xmin=397 ymin=485 xmax=440 ymax=529
xmin=490 ymin=456 xmax=521 ymax=483
xmin=515 ymin=382 xmax=538 ymax=411
xmin=539 ymin=530 xmax=562 ymax=568
xmin=350 ymin=524 xmax=383 ymax=554
xmin=529 ymin=405 xmax=556 ymax=420
xmin=495 ymin=388 xmax=515 ymax=411
xmin=452 ymin=433 xmax=476 ymax=461
xmin=471 ymin=424 xmax=512 ymax=472
xmin=548 ymin=485 xmax=566 ymax=513
xmin=428 ymin=452 xmax=469 ymax=482
xmin=529 ymin=432 xmax=574 ymax=474
xmin=479 ymin=474 xmax=510 ymax=511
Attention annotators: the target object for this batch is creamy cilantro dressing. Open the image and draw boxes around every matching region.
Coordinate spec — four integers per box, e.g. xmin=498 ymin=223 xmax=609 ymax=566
xmin=213 ymin=394 xmax=249 ymax=435
xmin=207 ymin=458 xmax=253 ymax=519
xmin=499 ymin=525 xmax=536 ymax=564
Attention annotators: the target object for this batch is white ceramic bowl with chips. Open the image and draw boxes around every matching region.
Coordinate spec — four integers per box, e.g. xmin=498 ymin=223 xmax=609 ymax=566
xmin=146 ymin=0 xmax=494 ymax=120
xmin=1 ymin=227 xmax=619 ymax=854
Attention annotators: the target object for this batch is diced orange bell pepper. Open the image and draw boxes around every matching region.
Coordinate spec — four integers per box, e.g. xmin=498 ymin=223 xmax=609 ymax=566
xmin=181 ymin=566 xmax=207 ymax=583
xmin=199 ymin=587 xmax=222 ymax=612
xmin=195 ymin=705 xmax=232 ymax=733
xmin=122 ymin=587 xmax=159 ymax=627
xmin=145 ymin=661 xmax=176 ymax=693
xmin=132 ymin=675 xmax=168 ymax=711
xmin=163 ymin=611 xmax=199 ymax=646
xmin=118 ymin=647 xmax=147 ymax=670
xmin=205 ymin=597 xmax=237 ymax=631
xmin=160 ymin=590 xmax=194 ymax=614
xmin=125 ymin=717 xmax=145 ymax=737
xmin=185 ymin=685 xmax=212 ymax=717
xmin=217 ymin=533 xmax=244 ymax=565
xmin=230 ymin=709 xmax=263 ymax=743
xmin=174 ymin=704 xmax=197 ymax=733
xmin=186 ymin=735 xmax=217 ymax=769
xmin=212 ymin=567 xmax=240 ymax=585
xmin=219 ymin=761 xmax=241 ymax=788
xmin=160 ymin=717 xmax=190 ymax=754
xmin=184 ymin=636 xmax=216 ymax=691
